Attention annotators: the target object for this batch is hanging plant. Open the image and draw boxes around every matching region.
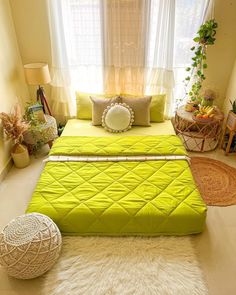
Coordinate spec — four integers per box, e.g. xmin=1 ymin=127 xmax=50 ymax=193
xmin=184 ymin=19 xmax=218 ymax=107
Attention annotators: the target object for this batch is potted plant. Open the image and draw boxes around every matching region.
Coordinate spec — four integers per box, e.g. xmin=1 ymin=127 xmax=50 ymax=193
xmin=201 ymin=89 xmax=216 ymax=107
xmin=23 ymin=101 xmax=58 ymax=153
xmin=23 ymin=102 xmax=45 ymax=154
xmin=227 ymin=99 xmax=236 ymax=130
xmin=0 ymin=104 xmax=30 ymax=168
xmin=184 ymin=19 xmax=218 ymax=111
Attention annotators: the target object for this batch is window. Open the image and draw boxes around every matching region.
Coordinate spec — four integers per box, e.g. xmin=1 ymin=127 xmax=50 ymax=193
xmin=48 ymin=0 xmax=209 ymax=118
xmin=174 ymin=0 xmax=209 ymax=108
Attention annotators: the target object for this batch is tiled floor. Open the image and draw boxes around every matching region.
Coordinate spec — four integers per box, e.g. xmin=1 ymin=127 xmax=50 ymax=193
xmin=0 ymin=147 xmax=236 ymax=295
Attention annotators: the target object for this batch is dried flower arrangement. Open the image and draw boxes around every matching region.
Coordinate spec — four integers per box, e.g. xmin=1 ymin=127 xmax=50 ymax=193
xmin=0 ymin=104 xmax=30 ymax=154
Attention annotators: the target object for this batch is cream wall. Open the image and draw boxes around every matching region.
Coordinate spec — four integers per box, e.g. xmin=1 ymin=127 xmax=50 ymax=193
xmin=223 ymin=59 xmax=236 ymax=114
xmin=203 ymin=0 xmax=236 ymax=108
xmin=10 ymin=0 xmax=51 ymax=100
xmin=0 ymin=0 xmax=29 ymax=177
xmin=10 ymin=0 xmax=51 ymax=63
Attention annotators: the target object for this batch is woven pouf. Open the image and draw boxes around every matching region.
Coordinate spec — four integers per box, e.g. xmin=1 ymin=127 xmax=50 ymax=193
xmin=0 ymin=213 xmax=62 ymax=279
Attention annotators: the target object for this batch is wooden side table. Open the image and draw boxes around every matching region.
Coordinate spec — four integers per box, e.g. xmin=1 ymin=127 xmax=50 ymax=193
xmin=173 ymin=105 xmax=224 ymax=152
xmin=221 ymin=111 xmax=236 ymax=155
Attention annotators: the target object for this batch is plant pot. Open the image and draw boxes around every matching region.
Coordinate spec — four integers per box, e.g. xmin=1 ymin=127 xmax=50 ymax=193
xmin=192 ymin=115 xmax=213 ymax=123
xmin=201 ymin=98 xmax=214 ymax=107
xmin=11 ymin=143 xmax=30 ymax=168
xmin=226 ymin=111 xmax=236 ymax=130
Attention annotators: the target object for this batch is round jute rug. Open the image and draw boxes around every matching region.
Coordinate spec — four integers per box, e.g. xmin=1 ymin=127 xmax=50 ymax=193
xmin=190 ymin=157 xmax=236 ymax=206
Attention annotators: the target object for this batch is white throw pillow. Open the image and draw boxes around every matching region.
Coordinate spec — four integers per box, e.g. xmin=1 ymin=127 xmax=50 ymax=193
xmin=102 ymin=103 xmax=134 ymax=133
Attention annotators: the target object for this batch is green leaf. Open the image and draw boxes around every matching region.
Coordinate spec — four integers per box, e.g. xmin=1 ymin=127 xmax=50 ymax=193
xmin=186 ymin=67 xmax=191 ymax=71
xmin=193 ymin=37 xmax=200 ymax=42
xmin=197 ymin=70 xmax=202 ymax=76
xmin=203 ymin=64 xmax=207 ymax=69
xmin=190 ymin=46 xmax=195 ymax=51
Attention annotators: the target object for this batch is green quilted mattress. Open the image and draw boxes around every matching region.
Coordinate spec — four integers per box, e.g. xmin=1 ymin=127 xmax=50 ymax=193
xmin=26 ymin=135 xmax=207 ymax=235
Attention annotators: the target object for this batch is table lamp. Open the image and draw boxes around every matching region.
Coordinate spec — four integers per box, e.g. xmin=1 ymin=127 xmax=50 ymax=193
xmin=24 ymin=63 xmax=52 ymax=115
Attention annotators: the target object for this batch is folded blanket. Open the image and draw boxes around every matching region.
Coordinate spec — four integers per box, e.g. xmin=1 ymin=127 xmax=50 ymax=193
xmin=50 ymin=135 xmax=187 ymax=157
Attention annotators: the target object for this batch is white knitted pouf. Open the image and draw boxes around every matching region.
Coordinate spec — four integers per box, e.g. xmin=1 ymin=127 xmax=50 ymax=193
xmin=0 ymin=213 xmax=62 ymax=279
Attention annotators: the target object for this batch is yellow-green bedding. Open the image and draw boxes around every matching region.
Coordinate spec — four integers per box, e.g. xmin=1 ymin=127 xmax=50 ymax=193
xmin=26 ymin=135 xmax=207 ymax=235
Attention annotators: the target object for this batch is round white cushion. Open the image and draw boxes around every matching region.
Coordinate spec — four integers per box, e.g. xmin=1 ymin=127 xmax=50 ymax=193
xmin=102 ymin=103 xmax=134 ymax=133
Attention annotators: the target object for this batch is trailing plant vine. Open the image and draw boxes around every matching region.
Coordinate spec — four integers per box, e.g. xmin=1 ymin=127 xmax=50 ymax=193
xmin=184 ymin=19 xmax=218 ymax=103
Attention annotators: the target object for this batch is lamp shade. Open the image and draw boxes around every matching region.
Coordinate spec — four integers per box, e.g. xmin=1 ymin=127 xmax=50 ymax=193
xmin=24 ymin=63 xmax=51 ymax=85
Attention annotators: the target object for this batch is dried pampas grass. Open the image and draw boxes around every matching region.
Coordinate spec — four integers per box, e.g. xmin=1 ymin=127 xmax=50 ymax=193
xmin=0 ymin=104 xmax=29 ymax=144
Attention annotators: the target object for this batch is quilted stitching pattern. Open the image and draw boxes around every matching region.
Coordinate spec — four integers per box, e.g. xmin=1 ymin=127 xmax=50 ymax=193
xmin=27 ymin=159 xmax=207 ymax=235
xmin=50 ymin=135 xmax=187 ymax=156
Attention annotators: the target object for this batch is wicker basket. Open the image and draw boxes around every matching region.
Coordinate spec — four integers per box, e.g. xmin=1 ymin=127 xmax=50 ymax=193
xmin=0 ymin=213 xmax=62 ymax=279
xmin=192 ymin=115 xmax=213 ymax=123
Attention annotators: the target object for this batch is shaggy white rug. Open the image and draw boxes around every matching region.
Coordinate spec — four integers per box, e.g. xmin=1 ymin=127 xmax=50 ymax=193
xmin=43 ymin=236 xmax=208 ymax=295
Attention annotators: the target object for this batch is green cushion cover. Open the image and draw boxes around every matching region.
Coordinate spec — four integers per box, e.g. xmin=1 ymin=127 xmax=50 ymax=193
xmin=26 ymin=136 xmax=207 ymax=235
xmin=76 ymin=92 xmax=116 ymax=119
xmin=150 ymin=94 xmax=166 ymax=122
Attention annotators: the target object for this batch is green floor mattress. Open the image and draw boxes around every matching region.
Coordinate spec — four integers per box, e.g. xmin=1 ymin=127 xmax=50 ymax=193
xmin=26 ymin=135 xmax=207 ymax=235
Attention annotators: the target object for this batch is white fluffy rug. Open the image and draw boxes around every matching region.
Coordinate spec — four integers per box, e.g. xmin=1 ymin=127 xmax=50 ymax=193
xmin=43 ymin=236 xmax=208 ymax=295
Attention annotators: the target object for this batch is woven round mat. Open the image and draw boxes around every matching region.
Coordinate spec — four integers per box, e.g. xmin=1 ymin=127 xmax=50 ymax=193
xmin=190 ymin=157 xmax=236 ymax=206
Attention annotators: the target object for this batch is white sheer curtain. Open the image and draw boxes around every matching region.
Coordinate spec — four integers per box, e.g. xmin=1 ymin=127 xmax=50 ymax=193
xmin=67 ymin=0 xmax=104 ymax=93
xmin=47 ymin=0 xmax=104 ymax=122
xmin=144 ymin=0 xmax=175 ymax=117
xmin=47 ymin=0 xmax=75 ymax=123
xmin=102 ymin=0 xmax=148 ymax=95
xmin=47 ymin=0 xmax=212 ymax=121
